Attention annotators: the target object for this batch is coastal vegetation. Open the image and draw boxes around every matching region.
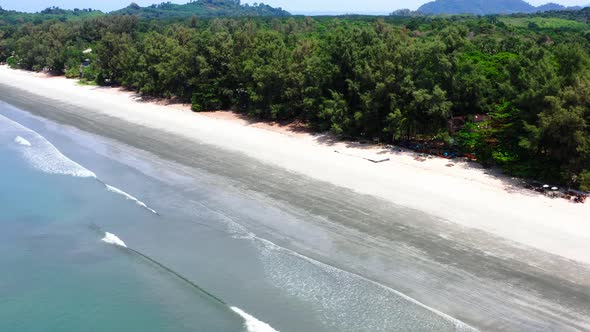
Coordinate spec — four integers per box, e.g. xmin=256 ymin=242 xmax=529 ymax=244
xmin=0 ymin=3 xmax=589 ymax=190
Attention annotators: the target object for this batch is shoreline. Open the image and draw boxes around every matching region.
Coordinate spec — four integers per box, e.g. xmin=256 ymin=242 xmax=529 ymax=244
xmin=3 ymin=66 xmax=590 ymax=330
xmin=1 ymin=65 xmax=589 ymax=265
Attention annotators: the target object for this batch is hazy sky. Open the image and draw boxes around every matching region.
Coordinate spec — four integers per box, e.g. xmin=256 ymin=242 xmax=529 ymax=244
xmin=0 ymin=0 xmax=588 ymax=13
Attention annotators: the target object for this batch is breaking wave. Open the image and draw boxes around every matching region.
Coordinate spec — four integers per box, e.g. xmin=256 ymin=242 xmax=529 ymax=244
xmin=1 ymin=112 xmax=158 ymax=214
xmin=104 ymin=184 xmax=159 ymax=215
xmin=99 ymin=230 xmax=279 ymax=332
xmin=193 ymin=205 xmax=473 ymax=330
xmin=231 ymin=307 xmax=279 ymax=332
xmin=102 ymin=232 xmax=127 ymax=248
xmin=225 ymin=221 xmax=475 ymax=331
xmin=1 ymin=113 xmax=96 ymax=178
xmin=14 ymin=136 xmax=31 ymax=146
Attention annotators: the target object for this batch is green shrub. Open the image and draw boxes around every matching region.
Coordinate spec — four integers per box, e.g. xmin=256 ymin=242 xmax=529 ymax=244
xmin=191 ymin=93 xmax=202 ymax=112
xmin=65 ymin=66 xmax=79 ymax=78
xmin=6 ymin=56 xmax=18 ymax=68
xmin=82 ymin=66 xmax=97 ymax=82
xmin=330 ymin=123 xmax=343 ymax=136
xmin=579 ymin=171 xmax=590 ymax=191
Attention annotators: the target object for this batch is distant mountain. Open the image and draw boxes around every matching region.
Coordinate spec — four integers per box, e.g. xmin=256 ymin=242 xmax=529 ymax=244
xmin=534 ymin=2 xmax=586 ymax=11
xmin=418 ymin=0 xmax=584 ymax=15
xmin=536 ymin=2 xmax=566 ymax=11
xmin=418 ymin=0 xmax=533 ymax=15
xmin=112 ymin=0 xmax=290 ymax=18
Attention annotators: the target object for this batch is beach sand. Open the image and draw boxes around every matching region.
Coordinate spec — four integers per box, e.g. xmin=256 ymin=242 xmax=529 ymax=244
xmin=3 ymin=65 xmax=590 ymax=330
xmin=1 ymin=66 xmax=588 ymax=264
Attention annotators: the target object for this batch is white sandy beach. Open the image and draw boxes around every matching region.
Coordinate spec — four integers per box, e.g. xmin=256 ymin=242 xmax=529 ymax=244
xmin=1 ymin=65 xmax=589 ymax=264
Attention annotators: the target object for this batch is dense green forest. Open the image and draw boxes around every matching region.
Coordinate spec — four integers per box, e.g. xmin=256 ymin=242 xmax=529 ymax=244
xmin=1 ymin=6 xmax=589 ymax=190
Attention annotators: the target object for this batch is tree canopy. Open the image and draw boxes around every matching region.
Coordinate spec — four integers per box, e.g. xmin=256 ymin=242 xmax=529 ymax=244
xmin=1 ymin=10 xmax=589 ymax=190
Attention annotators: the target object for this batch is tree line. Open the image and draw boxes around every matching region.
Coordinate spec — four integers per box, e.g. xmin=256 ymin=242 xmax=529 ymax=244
xmin=0 ymin=13 xmax=589 ymax=190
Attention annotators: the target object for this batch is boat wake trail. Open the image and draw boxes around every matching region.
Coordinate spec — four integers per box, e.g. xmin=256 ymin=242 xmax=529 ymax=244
xmin=99 ymin=230 xmax=278 ymax=332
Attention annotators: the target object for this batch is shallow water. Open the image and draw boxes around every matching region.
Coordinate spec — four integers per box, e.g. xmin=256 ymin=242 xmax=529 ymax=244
xmin=0 ymin=101 xmax=473 ymax=331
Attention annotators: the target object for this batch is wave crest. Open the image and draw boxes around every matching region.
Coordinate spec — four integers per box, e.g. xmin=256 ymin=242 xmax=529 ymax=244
xmin=231 ymin=307 xmax=279 ymax=332
xmin=97 ymin=230 xmax=278 ymax=332
xmin=101 ymin=232 xmax=127 ymax=248
xmin=1 ymin=114 xmax=96 ymax=178
xmin=14 ymin=136 xmax=31 ymax=146
xmin=104 ymin=184 xmax=158 ymax=214
xmin=1 ymin=113 xmax=159 ymax=215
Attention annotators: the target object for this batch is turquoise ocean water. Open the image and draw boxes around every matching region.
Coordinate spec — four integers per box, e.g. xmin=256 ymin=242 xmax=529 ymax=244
xmin=0 ymin=100 xmax=473 ymax=332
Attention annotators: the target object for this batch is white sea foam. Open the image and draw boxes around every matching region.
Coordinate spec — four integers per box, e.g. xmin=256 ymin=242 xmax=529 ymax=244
xmin=14 ymin=136 xmax=31 ymax=146
xmin=225 ymin=219 xmax=256 ymax=240
xmin=1 ymin=114 xmax=96 ymax=178
xmin=105 ymin=184 xmax=158 ymax=214
xmin=101 ymin=232 xmax=127 ymax=248
xmin=225 ymin=214 xmax=471 ymax=329
xmin=234 ymin=231 xmax=476 ymax=332
xmin=231 ymin=307 xmax=279 ymax=332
